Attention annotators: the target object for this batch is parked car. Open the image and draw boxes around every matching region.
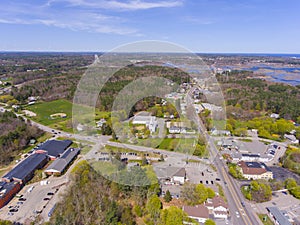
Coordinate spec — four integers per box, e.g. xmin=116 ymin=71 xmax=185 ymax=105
xmin=43 ymin=198 xmax=50 ymax=201
xmin=19 ymin=198 xmax=26 ymax=201
xmin=47 ymin=192 xmax=54 ymax=196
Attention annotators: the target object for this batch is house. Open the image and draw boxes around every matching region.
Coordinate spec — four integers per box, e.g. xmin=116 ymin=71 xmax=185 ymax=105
xmin=96 ymin=118 xmax=106 ymax=128
xmin=2 ymin=153 xmax=49 ymax=184
xmin=154 ymin=166 xmax=186 ymax=184
xmin=183 ymin=205 xmax=209 ymax=223
xmin=284 ymin=134 xmax=299 ymax=144
xmin=205 ymin=196 xmax=229 ymax=219
xmin=238 ymin=161 xmax=273 ymax=180
xmin=270 ymin=113 xmax=280 ymax=119
xmin=267 ymin=207 xmax=292 ymax=225
xmin=211 ymin=129 xmax=231 ymax=136
xmin=132 ymin=113 xmax=158 ymax=133
xmin=168 ymin=126 xmax=181 ymax=134
xmin=172 ymin=168 xmax=186 ymax=184
xmin=44 ymin=148 xmax=80 ymax=175
xmin=0 ymin=181 xmax=21 ymax=208
xmin=35 ymin=139 xmax=73 ymax=160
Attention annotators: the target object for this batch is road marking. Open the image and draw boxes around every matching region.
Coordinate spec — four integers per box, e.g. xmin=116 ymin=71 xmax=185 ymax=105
xmin=221 ymin=167 xmax=253 ymax=225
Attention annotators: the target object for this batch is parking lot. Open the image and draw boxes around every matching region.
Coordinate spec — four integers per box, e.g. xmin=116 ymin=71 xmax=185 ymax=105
xmin=0 ymin=176 xmax=68 ymax=223
xmin=252 ymin=192 xmax=300 ymax=223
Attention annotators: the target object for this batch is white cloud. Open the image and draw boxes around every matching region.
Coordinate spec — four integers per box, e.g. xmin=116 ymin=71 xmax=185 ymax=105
xmin=183 ymin=16 xmax=216 ymax=25
xmin=47 ymin=0 xmax=183 ymax=10
xmin=0 ymin=1 xmax=140 ymax=35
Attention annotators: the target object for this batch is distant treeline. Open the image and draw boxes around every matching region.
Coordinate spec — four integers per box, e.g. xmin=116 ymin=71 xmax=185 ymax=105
xmin=217 ymin=70 xmax=300 ymax=121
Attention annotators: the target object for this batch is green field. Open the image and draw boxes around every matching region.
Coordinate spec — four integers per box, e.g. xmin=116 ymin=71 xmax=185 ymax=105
xmin=24 ymin=99 xmax=111 ymax=132
xmin=25 ymin=99 xmax=73 ymax=125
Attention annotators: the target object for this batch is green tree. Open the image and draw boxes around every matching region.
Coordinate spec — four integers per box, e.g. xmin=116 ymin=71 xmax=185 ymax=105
xmin=205 ymin=219 xmax=216 ymax=225
xmin=146 ymin=195 xmax=162 ymax=221
xmin=164 ymin=190 xmax=172 ymax=203
xmin=159 ymin=206 xmax=186 ymax=225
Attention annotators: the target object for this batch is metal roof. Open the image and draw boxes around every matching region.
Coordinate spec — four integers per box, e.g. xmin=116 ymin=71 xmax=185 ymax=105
xmin=37 ymin=140 xmax=73 ymax=157
xmin=267 ymin=207 xmax=292 ymax=225
xmin=45 ymin=148 xmax=80 ymax=173
xmin=3 ymin=153 xmax=48 ymax=182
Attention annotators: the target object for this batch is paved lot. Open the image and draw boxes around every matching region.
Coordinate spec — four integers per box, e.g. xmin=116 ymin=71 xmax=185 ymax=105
xmin=0 ymin=176 xmax=68 ymax=223
xmin=252 ymin=192 xmax=300 ymax=223
xmin=270 ymin=166 xmax=300 ymax=183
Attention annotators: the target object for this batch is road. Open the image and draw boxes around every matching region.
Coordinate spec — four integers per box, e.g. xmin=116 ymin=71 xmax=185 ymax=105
xmin=1 ymin=100 xmax=263 ymax=225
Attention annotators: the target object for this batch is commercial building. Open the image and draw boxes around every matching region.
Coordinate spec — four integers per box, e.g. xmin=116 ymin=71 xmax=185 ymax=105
xmin=238 ymin=161 xmax=273 ymax=180
xmin=44 ymin=148 xmax=80 ymax=175
xmin=132 ymin=114 xmax=158 ymax=133
xmin=36 ymin=139 xmax=73 ymax=159
xmin=267 ymin=207 xmax=292 ymax=225
xmin=2 ymin=153 xmax=49 ymax=184
xmin=154 ymin=166 xmax=186 ymax=184
xmin=0 ymin=181 xmax=21 ymax=208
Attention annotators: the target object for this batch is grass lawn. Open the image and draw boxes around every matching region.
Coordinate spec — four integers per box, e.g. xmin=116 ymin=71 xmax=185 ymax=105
xmin=25 ymin=99 xmax=110 ymax=132
xmin=258 ymin=214 xmax=274 ymax=225
xmin=25 ymin=99 xmax=73 ymax=126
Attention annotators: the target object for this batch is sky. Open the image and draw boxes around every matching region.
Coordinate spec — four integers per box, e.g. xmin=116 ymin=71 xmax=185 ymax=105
xmin=0 ymin=0 xmax=300 ymax=53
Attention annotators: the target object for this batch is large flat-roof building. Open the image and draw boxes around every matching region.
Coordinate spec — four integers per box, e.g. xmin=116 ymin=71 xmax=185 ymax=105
xmin=238 ymin=161 xmax=273 ymax=180
xmin=0 ymin=181 xmax=21 ymax=208
xmin=2 ymin=153 xmax=48 ymax=184
xmin=44 ymin=148 xmax=80 ymax=175
xmin=36 ymin=139 xmax=73 ymax=159
xmin=267 ymin=207 xmax=293 ymax=225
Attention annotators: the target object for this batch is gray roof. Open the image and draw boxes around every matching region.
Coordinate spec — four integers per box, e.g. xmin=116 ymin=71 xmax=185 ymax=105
xmin=154 ymin=166 xmax=186 ymax=179
xmin=37 ymin=140 xmax=73 ymax=157
xmin=3 ymin=153 xmax=48 ymax=182
xmin=267 ymin=207 xmax=292 ymax=225
xmin=45 ymin=148 xmax=80 ymax=173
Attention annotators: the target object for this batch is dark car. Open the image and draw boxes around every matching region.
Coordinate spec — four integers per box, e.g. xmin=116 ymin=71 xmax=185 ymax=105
xmin=241 ymin=202 xmax=245 ymax=207
xmin=47 ymin=192 xmax=54 ymax=196
xmin=9 ymin=208 xmax=18 ymax=212
xmin=19 ymin=198 xmax=26 ymax=201
xmin=43 ymin=198 xmax=50 ymax=201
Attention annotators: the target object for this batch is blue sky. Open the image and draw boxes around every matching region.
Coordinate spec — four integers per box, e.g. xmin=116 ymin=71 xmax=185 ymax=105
xmin=0 ymin=0 xmax=299 ymax=53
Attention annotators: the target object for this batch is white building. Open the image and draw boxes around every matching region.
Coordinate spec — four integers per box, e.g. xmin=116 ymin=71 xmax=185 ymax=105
xmin=132 ymin=115 xmax=158 ymax=133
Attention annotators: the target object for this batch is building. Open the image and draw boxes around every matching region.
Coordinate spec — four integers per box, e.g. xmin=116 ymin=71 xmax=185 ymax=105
xmin=172 ymin=168 xmax=186 ymax=184
xmin=2 ymin=153 xmax=49 ymax=184
xmin=267 ymin=207 xmax=293 ymax=225
xmin=154 ymin=166 xmax=186 ymax=184
xmin=284 ymin=134 xmax=299 ymax=144
xmin=44 ymin=148 xmax=80 ymax=175
xmin=238 ymin=161 xmax=273 ymax=180
xmin=231 ymin=153 xmax=271 ymax=163
xmin=168 ymin=126 xmax=181 ymax=134
xmin=132 ymin=113 xmax=158 ymax=133
xmin=36 ymin=139 xmax=73 ymax=159
xmin=183 ymin=205 xmax=209 ymax=223
xmin=0 ymin=181 xmax=21 ymax=208
xmin=205 ymin=196 xmax=229 ymax=219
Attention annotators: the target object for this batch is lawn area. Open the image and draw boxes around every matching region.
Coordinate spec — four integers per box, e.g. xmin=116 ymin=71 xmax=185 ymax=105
xmin=258 ymin=214 xmax=274 ymax=225
xmin=25 ymin=99 xmax=110 ymax=133
xmin=25 ymin=99 xmax=72 ymax=126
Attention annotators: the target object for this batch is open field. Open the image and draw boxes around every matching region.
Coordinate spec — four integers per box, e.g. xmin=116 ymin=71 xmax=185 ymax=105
xmin=24 ymin=99 xmax=110 ymax=132
xmin=25 ymin=99 xmax=72 ymax=125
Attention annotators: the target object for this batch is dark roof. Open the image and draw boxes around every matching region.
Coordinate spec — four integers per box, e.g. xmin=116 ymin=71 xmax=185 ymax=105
xmin=267 ymin=207 xmax=292 ymax=225
xmin=37 ymin=140 xmax=73 ymax=157
xmin=2 ymin=153 xmax=48 ymax=182
xmin=0 ymin=181 xmax=19 ymax=200
xmin=45 ymin=148 xmax=80 ymax=173
xmin=242 ymin=154 xmax=260 ymax=158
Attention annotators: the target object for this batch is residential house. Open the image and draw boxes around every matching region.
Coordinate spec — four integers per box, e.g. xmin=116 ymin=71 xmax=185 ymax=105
xmin=205 ymin=196 xmax=229 ymax=219
xmin=183 ymin=205 xmax=209 ymax=223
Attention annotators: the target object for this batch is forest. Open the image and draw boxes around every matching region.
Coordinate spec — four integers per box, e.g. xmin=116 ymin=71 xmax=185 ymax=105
xmin=217 ymin=70 xmax=300 ymax=121
xmin=0 ymin=111 xmax=44 ymax=166
xmin=43 ymin=160 xmax=196 ymax=225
